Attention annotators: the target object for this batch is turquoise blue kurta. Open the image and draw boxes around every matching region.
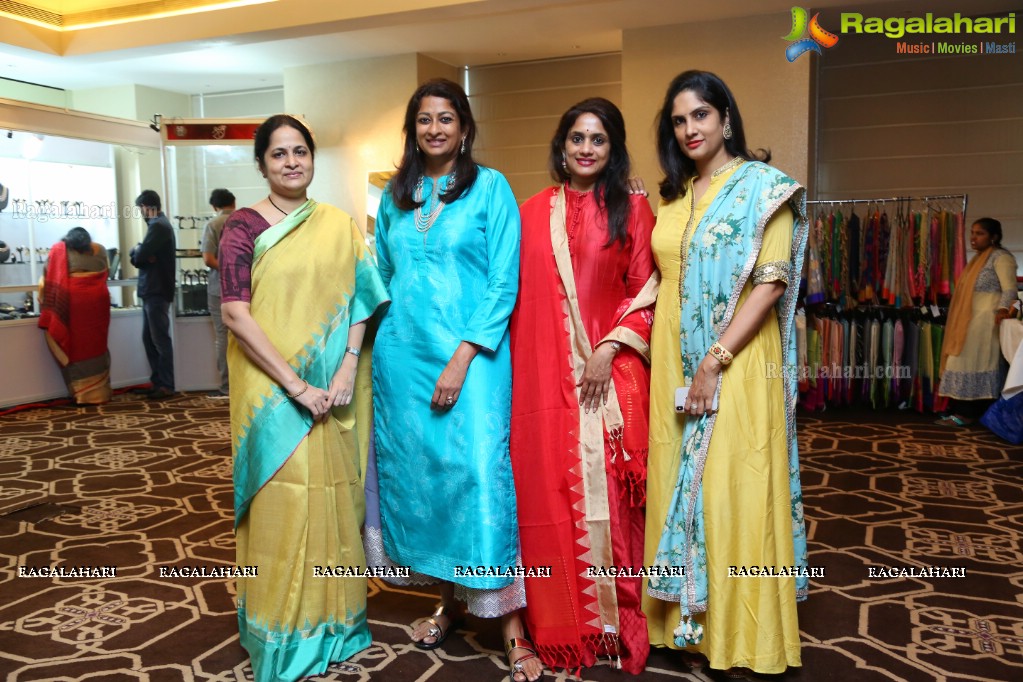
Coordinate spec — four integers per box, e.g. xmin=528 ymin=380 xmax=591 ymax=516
xmin=372 ymin=166 xmax=521 ymax=590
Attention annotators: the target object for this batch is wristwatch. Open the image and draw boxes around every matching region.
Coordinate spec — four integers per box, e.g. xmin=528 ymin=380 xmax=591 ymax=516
xmin=609 ymin=341 xmax=621 ymax=353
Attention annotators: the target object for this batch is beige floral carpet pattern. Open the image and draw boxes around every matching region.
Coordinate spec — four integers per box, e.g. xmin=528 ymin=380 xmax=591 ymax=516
xmin=0 ymin=396 xmax=1020 ymax=681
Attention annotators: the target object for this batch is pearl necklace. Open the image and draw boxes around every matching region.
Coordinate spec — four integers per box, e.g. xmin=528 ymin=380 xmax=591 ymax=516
xmin=414 ymin=174 xmax=454 ymax=234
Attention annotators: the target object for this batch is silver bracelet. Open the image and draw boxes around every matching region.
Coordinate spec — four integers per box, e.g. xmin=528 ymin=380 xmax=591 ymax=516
xmin=345 ymin=346 xmax=361 ymax=358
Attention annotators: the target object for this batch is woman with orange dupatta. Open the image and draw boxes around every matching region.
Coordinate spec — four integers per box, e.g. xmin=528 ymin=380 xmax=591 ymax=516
xmin=38 ymin=226 xmax=112 ymax=404
xmin=220 ymin=115 xmax=388 ymax=682
xmin=507 ymin=97 xmax=656 ymax=679
xmin=937 ymin=217 xmax=1018 ymax=426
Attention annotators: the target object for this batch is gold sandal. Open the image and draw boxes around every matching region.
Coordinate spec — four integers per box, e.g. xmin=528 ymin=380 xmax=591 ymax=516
xmin=505 ymin=637 xmax=545 ymax=682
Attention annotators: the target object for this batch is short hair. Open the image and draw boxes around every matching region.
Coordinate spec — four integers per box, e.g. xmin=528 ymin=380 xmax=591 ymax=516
xmin=135 ymin=189 xmax=162 ymax=211
xmin=63 ymin=227 xmax=92 ymax=254
xmin=254 ymin=115 xmax=315 ymax=172
xmin=209 ymin=188 xmax=236 ymax=209
xmin=973 ymin=217 xmax=1003 ymax=246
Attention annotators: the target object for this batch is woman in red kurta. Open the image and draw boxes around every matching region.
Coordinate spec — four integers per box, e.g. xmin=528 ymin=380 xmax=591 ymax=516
xmin=506 ymin=97 xmax=657 ymax=679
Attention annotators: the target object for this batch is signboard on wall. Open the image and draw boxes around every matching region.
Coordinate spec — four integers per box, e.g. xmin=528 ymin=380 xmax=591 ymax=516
xmin=160 ymin=118 xmax=264 ymax=145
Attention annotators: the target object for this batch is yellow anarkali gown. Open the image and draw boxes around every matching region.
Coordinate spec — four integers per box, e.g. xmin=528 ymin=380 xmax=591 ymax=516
xmin=643 ymin=162 xmax=803 ymax=673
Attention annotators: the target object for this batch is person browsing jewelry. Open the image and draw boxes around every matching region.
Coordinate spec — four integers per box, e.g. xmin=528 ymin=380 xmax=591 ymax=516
xmin=365 ymin=78 xmax=525 ymax=678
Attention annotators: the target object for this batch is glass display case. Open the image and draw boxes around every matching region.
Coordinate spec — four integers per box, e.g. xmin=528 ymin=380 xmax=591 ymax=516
xmin=0 ymin=132 xmax=153 ymax=320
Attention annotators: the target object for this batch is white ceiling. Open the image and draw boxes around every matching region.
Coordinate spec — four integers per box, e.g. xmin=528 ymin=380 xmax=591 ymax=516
xmin=0 ymin=0 xmax=1015 ymax=95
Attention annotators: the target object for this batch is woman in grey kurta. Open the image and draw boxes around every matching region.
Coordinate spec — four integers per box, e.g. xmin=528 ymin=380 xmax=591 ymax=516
xmin=367 ymin=78 xmax=525 ymax=643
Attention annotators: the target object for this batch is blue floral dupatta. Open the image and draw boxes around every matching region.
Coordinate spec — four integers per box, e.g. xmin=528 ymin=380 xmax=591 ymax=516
xmin=647 ymin=162 xmax=810 ymax=642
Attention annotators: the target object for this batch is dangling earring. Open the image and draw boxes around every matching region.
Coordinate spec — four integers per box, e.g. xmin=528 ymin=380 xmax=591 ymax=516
xmin=723 ymin=109 xmax=733 ymax=140
xmin=460 ymin=137 xmax=466 ymax=155
xmin=562 ymin=152 xmax=568 ymax=171
xmin=415 ymin=144 xmax=421 ymax=154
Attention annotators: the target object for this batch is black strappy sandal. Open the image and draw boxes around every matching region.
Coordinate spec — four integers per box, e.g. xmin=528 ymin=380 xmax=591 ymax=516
xmin=412 ymin=603 xmax=465 ymax=650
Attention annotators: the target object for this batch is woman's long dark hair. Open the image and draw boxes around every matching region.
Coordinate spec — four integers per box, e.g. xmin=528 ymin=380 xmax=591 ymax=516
xmin=549 ymin=97 xmax=631 ymax=248
xmin=655 ymin=70 xmax=770 ymax=201
xmin=392 ymin=79 xmax=479 ymax=211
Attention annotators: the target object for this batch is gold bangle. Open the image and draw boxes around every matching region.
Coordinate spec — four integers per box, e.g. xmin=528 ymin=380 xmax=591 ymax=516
xmin=287 ymin=380 xmax=309 ymax=399
xmin=708 ymin=341 xmax=734 ymax=366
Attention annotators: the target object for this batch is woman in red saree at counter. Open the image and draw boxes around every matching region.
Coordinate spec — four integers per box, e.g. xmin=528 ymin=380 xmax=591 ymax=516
xmin=507 ymin=97 xmax=656 ymax=679
xmin=38 ymin=227 xmax=112 ymax=405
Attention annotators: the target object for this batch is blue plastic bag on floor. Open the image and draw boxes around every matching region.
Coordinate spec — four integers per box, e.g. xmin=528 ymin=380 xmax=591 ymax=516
xmin=980 ymin=393 xmax=1023 ymax=444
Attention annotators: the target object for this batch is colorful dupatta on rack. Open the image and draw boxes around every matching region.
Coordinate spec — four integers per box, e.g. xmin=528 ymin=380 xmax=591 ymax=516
xmin=230 ymin=200 xmax=387 ymax=682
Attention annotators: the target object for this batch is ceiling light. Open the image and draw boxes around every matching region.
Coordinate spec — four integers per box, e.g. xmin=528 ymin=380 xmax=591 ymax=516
xmin=0 ymin=0 xmax=277 ymax=32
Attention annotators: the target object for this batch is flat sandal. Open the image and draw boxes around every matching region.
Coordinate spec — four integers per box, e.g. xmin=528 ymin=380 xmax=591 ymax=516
xmin=412 ymin=603 xmax=464 ymax=650
xmin=505 ymin=636 xmax=545 ymax=682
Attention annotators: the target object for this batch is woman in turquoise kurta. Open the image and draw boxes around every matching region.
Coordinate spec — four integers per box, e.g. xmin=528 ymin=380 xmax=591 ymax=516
xmin=368 ymin=79 xmax=525 ymax=650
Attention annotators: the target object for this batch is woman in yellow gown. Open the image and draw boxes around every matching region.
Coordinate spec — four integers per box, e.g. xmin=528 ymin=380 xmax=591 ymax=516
xmin=643 ymin=71 xmax=810 ymax=679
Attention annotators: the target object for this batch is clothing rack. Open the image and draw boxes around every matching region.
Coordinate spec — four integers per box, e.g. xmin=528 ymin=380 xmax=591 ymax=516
xmin=797 ymin=193 xmax=969 ymax=412
xmin=807 ymin=193 xmax=968 ymax=215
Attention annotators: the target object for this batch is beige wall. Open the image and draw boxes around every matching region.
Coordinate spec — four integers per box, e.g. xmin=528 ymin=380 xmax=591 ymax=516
xmin=469 ymin=54 xmax=622 ymax=201
xmin=622 ymin=14 xmax=813 ymax=208
xmin=816 ymin=31 xmax=1022 ymax=267
xmin=285 ymin=53 xmax=459 ymax=225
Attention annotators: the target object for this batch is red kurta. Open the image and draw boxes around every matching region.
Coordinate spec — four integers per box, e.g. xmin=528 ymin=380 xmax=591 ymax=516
xmin=510 ymin=186 xmax=655 ymax=674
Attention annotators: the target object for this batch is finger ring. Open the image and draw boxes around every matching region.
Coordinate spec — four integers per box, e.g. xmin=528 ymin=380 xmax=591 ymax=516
xmin=690 ymin=405 xmax=697 ymax=413
xmin=446 ymin=396 xmax=454 ymax=405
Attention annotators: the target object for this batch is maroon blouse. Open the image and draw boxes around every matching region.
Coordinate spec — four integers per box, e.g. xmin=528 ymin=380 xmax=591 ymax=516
xmin=219 ymin=208 xmax=272 ymax=304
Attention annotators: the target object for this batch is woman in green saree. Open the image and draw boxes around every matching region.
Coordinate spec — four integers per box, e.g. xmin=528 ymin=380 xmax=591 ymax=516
xmin=220 ymin=114 xmax=388 ymax=682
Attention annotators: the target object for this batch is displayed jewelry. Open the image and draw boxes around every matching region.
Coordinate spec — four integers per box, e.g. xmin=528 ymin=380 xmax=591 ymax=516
xmin=413 ymin=174 xmax=453 ymax=235
xmin=267 ymin=195 xmax=289 ymax=216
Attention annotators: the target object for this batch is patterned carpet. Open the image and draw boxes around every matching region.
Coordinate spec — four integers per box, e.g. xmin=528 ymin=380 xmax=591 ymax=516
xmin=0 ymin=395 xmax=1021 ymax=682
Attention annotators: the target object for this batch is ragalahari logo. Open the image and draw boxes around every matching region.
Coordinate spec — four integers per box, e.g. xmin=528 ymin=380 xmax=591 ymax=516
xmin=783 ymin=7 xmax=839 ymax=61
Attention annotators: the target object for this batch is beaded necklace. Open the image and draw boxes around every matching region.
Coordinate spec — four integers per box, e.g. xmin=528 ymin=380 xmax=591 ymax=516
xmin=413 ymin=174 xmax=454 ymax=235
